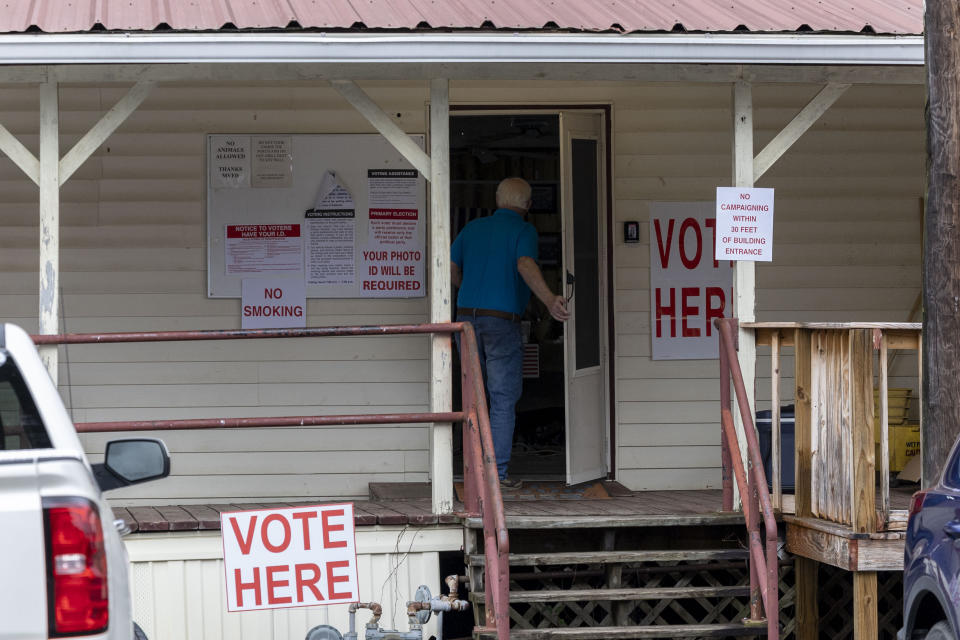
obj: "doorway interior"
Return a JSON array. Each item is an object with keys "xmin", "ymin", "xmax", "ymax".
[{"xmin": 450, "ymin": 114, "xmax": 567, "ymax": 480}]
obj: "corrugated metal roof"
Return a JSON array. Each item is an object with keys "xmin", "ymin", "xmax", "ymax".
[{"xmin": 0, "ymin": 0, "xmax": 923, "ymax": 35}]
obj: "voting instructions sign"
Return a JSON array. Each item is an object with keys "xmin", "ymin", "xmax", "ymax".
[{"xmin": 221, "ymin": 504, "xmax": 359, "ymax": 612}]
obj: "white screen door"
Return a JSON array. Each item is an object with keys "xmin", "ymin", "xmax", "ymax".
[{"xmin": 560, "ymin": 111, "xmax": 609, "ymax": 484}]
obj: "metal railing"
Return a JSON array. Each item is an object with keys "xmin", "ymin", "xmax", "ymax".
[
  {"xmin": 715, "ymin": 318, "xmax": 779, "ymax": 640},
  {"xmin": 32, "ymin": 322, "xmax": 511, "ymax": 640}
]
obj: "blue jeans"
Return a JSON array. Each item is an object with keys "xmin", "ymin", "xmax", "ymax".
[{"xmin": 457, "ymin": 315, "xmax": 524, "ymax": 479}]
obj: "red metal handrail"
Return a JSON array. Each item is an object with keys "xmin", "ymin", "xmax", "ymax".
[
  {"xmin": 31, "ymin": 322, "xmax": 510, "ymax": 640},
  {"xmin": 715, "ymin": 318, "xmax": 779, "ymax": 640}
]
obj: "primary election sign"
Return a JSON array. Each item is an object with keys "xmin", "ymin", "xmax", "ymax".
[
  {"xmin": 221, "ymin": 504, "xmax": 359, "ymax": 612},
  {"xmin": 650, "ymin": 202, "xmax": 732, "ymax": 360},
  {"xmin": 715, "ymin": 187, "xmax": 774, "ymax": 262}
]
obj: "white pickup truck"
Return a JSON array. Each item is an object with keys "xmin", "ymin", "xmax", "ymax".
[{"xmin": 0, "ymin": 323, "xmax": 170, "ymax": 640}]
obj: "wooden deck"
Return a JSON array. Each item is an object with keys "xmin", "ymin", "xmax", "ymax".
[
  {"xmin": 114, "ymin": 489, "xmax": 741, "ymax": 533},
  {"xmin": 114, "ymin": 486, "xmax": 915, "ymax": 540}
]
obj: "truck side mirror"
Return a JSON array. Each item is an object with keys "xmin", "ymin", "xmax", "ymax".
[{"xmin": 94, "ymin": 438, "xmax": 170, "ymax": 492}]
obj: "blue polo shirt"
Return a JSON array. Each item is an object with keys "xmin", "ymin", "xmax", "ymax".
[{"xmin": 451, "ymin": 208, "xmax": 539, "ymax": 315}]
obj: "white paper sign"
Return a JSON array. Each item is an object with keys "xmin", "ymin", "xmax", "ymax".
[
  {"xmin": 650, "ymin": 203, "xmax": 732, "ymax": 360},
  {"xmin": 241, "ymin": 278, "xmax": 306, "ymax": 329},
  {"xmin": 715, "ymin": 187, "xmax": 774, "ymax": 262},
  {"xmin": 225, "ymin": 224, "xmax": 303, "ymax": 275},
  {"xmin": 221, "ymin": 504, "xmax": 359, "ymax": 612},
  {"xmin": 360, "ymin": 169, "xmax": 424, "ymax": 297},
  {"xmin": 306, "ymin": 172, "xmax": 357, "ymax": 287},
  {"xmin": 210, "ymin": 136, "xmax": 251, "ymax": 189},
  {"xmin": 252, "ymin": 136, "xmax": 293, "ymax": 188}
]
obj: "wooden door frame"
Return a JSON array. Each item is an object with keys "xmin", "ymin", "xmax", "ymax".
[{"xmin": 449, "ymin": 104, "xmax": 617, "ymax": 479}]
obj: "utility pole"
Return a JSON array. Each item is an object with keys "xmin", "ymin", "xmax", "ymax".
[{"xmin": 923, "ymin": 1, "xmax": 960, "ymax": 485}]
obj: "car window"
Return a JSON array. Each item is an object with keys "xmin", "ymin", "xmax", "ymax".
[
  {"xmin": 0, "ymin": 350, "xmax": 51, "ymax": 450},
  {"xmin": 943, "ymin": 437, "xmax": 960, "ymax": 489}
]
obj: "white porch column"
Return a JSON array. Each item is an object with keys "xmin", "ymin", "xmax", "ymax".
[
  {"xmin": 38, "ymin": 78, "xmax": 60, "ymax": 380},
  {"xmin": 429, "ymin": 78, "xmax": 453, "ymax": 514},
  {"xmin": 731, "ymin": 80, "xmax": 756, "ymax": 494}
]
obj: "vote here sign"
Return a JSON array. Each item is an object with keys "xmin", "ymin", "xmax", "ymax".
[
  {"xmin": 649, "ymin": 203, "xmax": 732, "ymax": 360},
  {"xmin": 221, "ymin": 504, "xmax": 359, "ymax": 612}
]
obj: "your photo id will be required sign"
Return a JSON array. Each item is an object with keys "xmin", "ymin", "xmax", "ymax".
[
  {"xmin": 221, "ymin": 504, "xmax": 359, "ymax": 612},
  {"xmin": 714, "ymin": 187, "xmax": 774, "ymax": 262}
]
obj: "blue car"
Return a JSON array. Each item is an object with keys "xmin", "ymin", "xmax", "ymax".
[{"xmin": 901, "ymin": 441, "xmax": 960, "ymax": 640}]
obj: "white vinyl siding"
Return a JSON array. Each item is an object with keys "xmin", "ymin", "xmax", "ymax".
[
  {"xmin": 0, "ymin": 79, "xmax": 923, "ymax": 498},
  {"xmin": 0, "ymin": 83, "xmax": 433, "ymax": 505},
  {"xmin": 125, "ymin": 526, "xmax": 462, "ymax": 640}
]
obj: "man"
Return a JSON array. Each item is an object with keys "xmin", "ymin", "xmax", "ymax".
[{"xmin": 451, "ymin": 177, "xmax": 570, "ymax": 489}]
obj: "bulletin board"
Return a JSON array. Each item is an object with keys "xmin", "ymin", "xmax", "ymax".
[{"xmin": 206, "ymin": 134, "xmax": 427, "ymax": 298}]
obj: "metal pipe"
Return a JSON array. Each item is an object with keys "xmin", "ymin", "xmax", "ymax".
[
  {"xmin": 719, "ymin": 325, "xmax": 734, "ymax": 511},
  {"xmin": 716, "ymin": 318, "xmax": 779, "ymax": 639},
  {"xmin": 75, "ymin": 412, "xmax": 464, "ymax": 433},
  {"xmin": 348, "ymin": 602, "xmax": 383, "ymax": 626},
  {"xmin": 30, "ymin": 322, "xmax": 467, "ymax": 345}
]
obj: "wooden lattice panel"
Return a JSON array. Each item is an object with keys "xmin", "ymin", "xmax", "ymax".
[{"xmin": 810, "ymin": 564, "xmax": 903, "ymax": 639}]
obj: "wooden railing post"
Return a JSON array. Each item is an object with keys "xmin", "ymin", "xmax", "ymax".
[{"xmin": 851, "ymin": 329, "xmax": 878, "ymax": 640}]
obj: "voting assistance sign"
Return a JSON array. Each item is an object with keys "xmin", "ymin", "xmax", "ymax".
[{"xmin": 221, "ymin": 504, "xmax": 359, "ymax": 612}]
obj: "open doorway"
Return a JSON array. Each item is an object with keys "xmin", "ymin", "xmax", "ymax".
[{"xmin": 449, "ymin": 114, "xmax": 567, "ymax": 480}]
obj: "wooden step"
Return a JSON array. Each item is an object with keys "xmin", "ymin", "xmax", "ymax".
[
  {"xmin": 463, "ymin": 513, "xmax": 746, "ymax": 529},
  {"xmin": 470, "ymin": 584, "xmax": 751, "ymax": 603},
  {"xmin": 474, "ymin": 622, "xmax": 767, "ymax": 638},
  {"xmin": 468, "ymin": 548, "xmax": 749, "ymax": 567}
]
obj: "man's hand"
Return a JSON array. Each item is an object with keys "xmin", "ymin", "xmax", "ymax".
[{"xmin": 547, "ymin": 295, "xmax": 570, "ymax": 322}]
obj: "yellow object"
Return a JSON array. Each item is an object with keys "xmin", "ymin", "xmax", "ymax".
[
  {"xmin": 888, "ymin": 423, "xmax": 921, "ymax": 473},
  {"xmin": 874, "ymin": 387, "xmax": 911, "ymax": 427}
]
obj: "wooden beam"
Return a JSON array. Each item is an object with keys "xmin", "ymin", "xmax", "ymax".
[
  {"xmin": 731, "ymin": 79, "xmax": 756, "ymax": 506},
  {"xmin": 753, "ymin": 83, "xmax": 850, "ymax": 180},
  {"xmin": 785, "ymin": 520, "xmax": 905, "ymax": 571},
  {"xmin": 0, "ymin": 62, "xmax": 924, "ymax": 85},
  {"xmin": 879, "ymin": 333, "xmax": 890, "ymax": 528},
  {"xmin": 428, "ymin": 78, "xmax": 453, "ymax": 515},
  {"xmin": 923, "ymin": 0, "xmax": 960, "ymax": 486},
  {"xmin": 0, "ymin": 122, "xmax": 39, "ymax": 185},
  {"xmin": 794, "ymin": 329, "xmax": 813, "ymax": 519},
  {"xmin": 38, "ymin": 78, "xmax": 60, "ymax": 379},
  {"xmin": 331, "ymin": 79, "xmax": 431, "ymax": 179},
  {"xmin": 59, "ymin": 80, "xmax": 154, "ymax": 185},
  {"xmin": 771, "ymin": 331, "xmax": 781, "ymax": 510},
  {"xmin": 795, "ymin": 557, "xmax": 819, "ymax": 640},
  {"xmin": 853, "ymin": 572, "xmax": 878, "ymax": 640},
  {"xmin": 851, "ymin": 329, "xmax": 876, "ymax": 535}
]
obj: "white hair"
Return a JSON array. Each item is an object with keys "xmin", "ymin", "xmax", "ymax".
[{"xmin": 496, "ymin": 177, "xmax": 533, "ymax": 212}]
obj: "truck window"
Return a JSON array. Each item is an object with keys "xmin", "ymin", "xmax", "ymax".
[{"xmin": 0, "ymin": 351, "xmax": 51, "ymax": 450}]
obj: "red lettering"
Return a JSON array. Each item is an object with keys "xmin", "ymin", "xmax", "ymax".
[
  {"xmin": 681, "ymin": 287, "xmax": 701, "ymax": 337},
  {"xmin": 266, "ymin": 565, "xmax": 292, "ymax": 605},
  {"xmin": 655, "ymin": 288, "xmax": 676, "ymax": 339},
  {"xmin": 704, "ymin": 218, "xmax": 720, "ymax": 268},
  {"xmin": 322, "ymin": 509, "xmax": 347, "ymax": 549},
  {"xmin": 234, "ymin": 567, "xmax": 262, "ymax": 607},
  {"xmin": 261, "ymin": 513, "xmax": 291, "ymax": 553},
  {"xmin": 679, "ymin": 218, "xmax": 702, "ymax": 270},
  {"xmin": 326, "ymin": 560, "xmax": 353, "ymax": 600},
  {"xmin": 292, "ymin": 511, "xmax": 317, "ymax": 550},
  {"xmin": 705, "ymin": 287, "xmax": 726, "ymax": 337},
  {"xmin": 295, "ymin": 563, "xmax": 325, "ymax": 602},
  {"xmin": 653, "ymin": 219, "xmax": 674, "ymax": 268},
  {"xmin": 230, "ymin": 516, "xmax": 257, "ymax": 555}
]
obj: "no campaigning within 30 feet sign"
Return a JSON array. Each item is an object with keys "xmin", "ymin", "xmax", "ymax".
[{"xmin": 715, "ymin": 187, "xmax": 774, "ymax": 262}]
